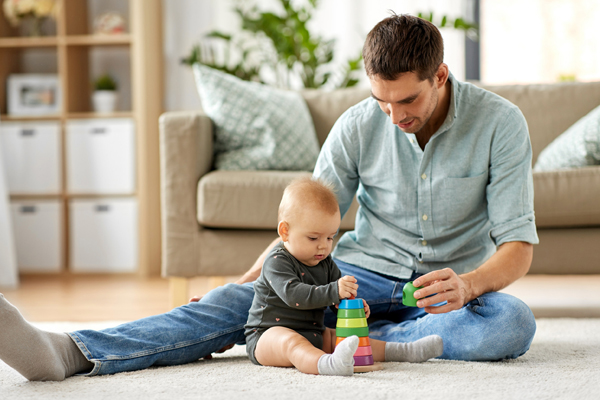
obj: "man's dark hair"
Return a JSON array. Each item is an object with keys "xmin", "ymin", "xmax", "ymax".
[{"xmin": 363, "ymin": 13, "xmax": 444, "ymax": 82}]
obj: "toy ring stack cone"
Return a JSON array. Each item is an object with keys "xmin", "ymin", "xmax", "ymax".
[{"xmin": 336, "ymin": 298, "xmax": 383, "ymax": 373}]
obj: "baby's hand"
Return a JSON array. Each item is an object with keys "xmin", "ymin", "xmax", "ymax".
[
  {"xmin": 362, "ymin": 299, "xmax": 371, "ymax": 318},
  {"xmin": 338, "ymin": 275, "xmax": 358, "ymax": 299}
]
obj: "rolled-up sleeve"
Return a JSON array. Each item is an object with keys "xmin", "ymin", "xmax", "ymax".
[{"xmin": 486, "ymin": 106, "xmax": 539, "ymax": 246}]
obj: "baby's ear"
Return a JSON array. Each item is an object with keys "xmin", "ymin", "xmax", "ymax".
[{"xmin": 278, "ymin": 221, "xmax": 289, "ymax": 241}]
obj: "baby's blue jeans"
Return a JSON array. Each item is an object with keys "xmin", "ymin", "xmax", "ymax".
[{"xmin": 68, "ymin": 259, "xmax": 536, "ymax": 376}]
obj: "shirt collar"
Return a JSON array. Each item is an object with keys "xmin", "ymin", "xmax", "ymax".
[{"xmin": 436, "ymin": 71, "xmax": 459, "ymax": 134}]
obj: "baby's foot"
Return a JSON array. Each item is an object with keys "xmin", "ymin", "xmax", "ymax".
[{"xmin": 317, "ymin": 335, "xmax": 359, "ymax": 376}]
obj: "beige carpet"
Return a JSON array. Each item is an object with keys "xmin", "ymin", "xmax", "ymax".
[{"xmin": 1, "ymin": 319, "xmax": 599, "ymax": 400}]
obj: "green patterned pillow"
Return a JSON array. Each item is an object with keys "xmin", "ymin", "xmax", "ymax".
[
  {"xmin": 534, "ymin": 104, "xmax": 600, "ymax": 171},
  {"xmin": 193, "ymin": 64, "xmax": 320, "ymax": 171}
]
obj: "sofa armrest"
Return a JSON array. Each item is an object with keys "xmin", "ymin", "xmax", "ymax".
[{"xmin": 159, "ymin": 110, "xmax": 213, "ymax": 277}]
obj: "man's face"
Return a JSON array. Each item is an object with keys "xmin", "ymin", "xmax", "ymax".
[{"xmin": 369, "ymin": 72, "xmax": 439, "ymax": 134}]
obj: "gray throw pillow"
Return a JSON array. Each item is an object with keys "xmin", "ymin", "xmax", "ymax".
[
  {"xmin": 534, "ymin": 104, "xmax": 600, "ymax": 171},
  {"xmin": 193, "ymin": 64, "xmax": 320, "ymax": 171}
]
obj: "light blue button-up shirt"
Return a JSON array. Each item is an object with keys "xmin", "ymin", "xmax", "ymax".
[{"xmin": 313, "ymin": 74, "xmax": 539, "ymax": 279}]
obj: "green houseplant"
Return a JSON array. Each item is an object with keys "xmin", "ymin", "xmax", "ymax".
[
  {"xmin": 182, "ymin": 3, "xmax": 478, "ymax": 90},
  {"xmin": 182, "ymin": 0, "xmax": 362, "ymax": 90},
  {"xmin": 92, "ymin": 73, "xmax": 118, "ymax": 113}
]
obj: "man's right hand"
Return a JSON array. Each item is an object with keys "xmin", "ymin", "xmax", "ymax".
[
  {"xmin": 189, "ymin": 295, "xmax": 202, "ymax": 303},
  {"xmin": 202, "ymin": 344, "xmax": 235, "ymax": 359}
]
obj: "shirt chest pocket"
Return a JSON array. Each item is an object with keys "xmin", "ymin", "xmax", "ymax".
[{"xmin": 437, "ymin": 171, "xmax": 489, "ymax": 224}]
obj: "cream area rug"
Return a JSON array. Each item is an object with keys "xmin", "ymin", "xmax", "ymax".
[{"xmin": 1, "ymin": 319, "xmax": 599, "ymax": 400}]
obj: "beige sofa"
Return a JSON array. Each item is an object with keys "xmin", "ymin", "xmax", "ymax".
[{"xmin": 159, "ymin": 81, "xmax": 600, "ymax": 308}]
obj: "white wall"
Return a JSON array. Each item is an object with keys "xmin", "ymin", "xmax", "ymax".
[
  {"xmin": 481, "ymin": 0, "xmax": 600, "ymax": 84},
  {"xmin": 161, "ymin": 0, "xmax": 470, "ymax": 111}
]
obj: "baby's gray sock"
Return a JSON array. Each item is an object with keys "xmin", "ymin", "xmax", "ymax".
[
  {"xmin": 317, "ymin": 335, "xmax": 358, "ymax": 376},
  {"xmin": 385, "ymin": 335, "xmax": 444, "ymax": 363},
  {"xmin": 0, "ymin": 294, "xmax": 93, "ymax": 381}
]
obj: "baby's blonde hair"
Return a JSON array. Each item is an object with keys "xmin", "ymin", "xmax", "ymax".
[{"xmin": 278, "ymin": 177, "xmax": 339, "ymax": 223}]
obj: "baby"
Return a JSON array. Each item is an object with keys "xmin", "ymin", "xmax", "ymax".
[{"xmin": 244, "ymin": 177, "xmax": 443, "ymax": 376}]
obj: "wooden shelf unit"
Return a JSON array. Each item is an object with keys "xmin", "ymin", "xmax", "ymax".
[
  {"xmin": 0, "ymin": 37, "xmax": 58, "ymax": 47},
  {"xmin": 65, "ymin": 34, "xmax": 132, "ymax": 46},
  {"xmin": 0, "ymin": 0, "xmax": 163, "ymax": 276}
]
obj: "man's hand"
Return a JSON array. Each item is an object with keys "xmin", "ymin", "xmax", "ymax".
[
  {"xmin": 202, "ymin": 344, "xmax": 235, "ymax": 360},
  {"xmin": 338, "ymin": 275, "xmax": 358, "ymax": 299},
  {"xmin": 412, "ymin": 268, "xmax": 473, "ymax": 314},
  {"xmin": 362, "ymin": 299, "xmax": 371, "ymax": 318},
  {"xmin": 189, "ymin": 295, "xmax": 202, "ymax": 303}
]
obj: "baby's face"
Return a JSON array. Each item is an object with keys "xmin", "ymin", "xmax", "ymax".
[{"xmin": 283, "ymin": 207, "xmax": 340, "ymax": 266}]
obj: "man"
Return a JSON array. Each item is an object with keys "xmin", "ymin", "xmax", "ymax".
[
  {"xmin": 238, "ymin": 13, "xmax": 537, "ymax": 359},
  {"xmin": 0, "ymin": 14, "xmax": 537, "ymax": 381}
]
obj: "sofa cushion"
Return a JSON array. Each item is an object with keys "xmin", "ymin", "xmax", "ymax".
[
  {"xmin": 533, "ymin": 166, "xmax": 600, "ymax": 227},
  {"xmin": 533, "ymin": 104, "xmax": 600, "ymax": 171},
  {"xmin": 192, "ymin": 64, "xmax": 320, "ymax": 171},
  {"xmin": 197, "ymin": 170, "xmax": 358, "ymax": 230},
  {"xmin": 198, "ymin": 167, "xmax": 600, "ymax": 230}
]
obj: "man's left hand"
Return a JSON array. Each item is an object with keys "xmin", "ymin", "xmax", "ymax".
[{"xmin": 412, "ymin": 268, "xmax": 473, "ymax": 314}]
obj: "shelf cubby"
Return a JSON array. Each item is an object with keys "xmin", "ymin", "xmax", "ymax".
[{"xmin": 0, "ymin": 0, "xmax": 163, "ymax": 276}]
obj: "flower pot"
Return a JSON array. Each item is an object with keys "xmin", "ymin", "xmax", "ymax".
[{"xmin": 92, "ymin": 90, "xmax": 118, "ymax": 113}]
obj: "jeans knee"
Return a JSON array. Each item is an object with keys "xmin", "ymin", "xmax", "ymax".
[
  {"xmin": 199, "ymin": 282, "xmax": 254, "ymax": 310},
  {"xmin": 490, "ymin": 293, "xmax": 536, "ymax": 359},
  {"xmin": 511, "ymin": 298, "xmax": 536, "ymax": 356}
]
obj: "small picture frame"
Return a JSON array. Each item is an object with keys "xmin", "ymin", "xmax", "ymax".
[{"xmin": 7, "ymin": 74, "xmax": 62, "ymax": 116}]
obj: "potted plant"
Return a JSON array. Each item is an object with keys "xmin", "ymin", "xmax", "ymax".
[
  {"xmin": 2, "ymin": 0, "xmax": 57, "ymax": 36},
  {"xmin": 92, "ymin": 73, "xmax": 118, "ymax": 113}
]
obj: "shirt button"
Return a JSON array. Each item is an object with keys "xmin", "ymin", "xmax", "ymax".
[
  {"xmin": 422, "ymin": 240, "xmax": 427, "ymax": 246},
  {"xmin": 422, "ymin": 214, "xmax": 428, "ymax": 221},
  {"xmin": 409, "ymin": 138, "xmax": 414, "ymax": 144},
  {"xmin": 421, "ymin": 173, "xmax": 427, "ymax": 180}
]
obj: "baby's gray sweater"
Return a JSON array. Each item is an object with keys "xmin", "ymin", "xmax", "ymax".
[{"xmin": 245, "ymin": 242, "xmax": 342, "ymax": 336}]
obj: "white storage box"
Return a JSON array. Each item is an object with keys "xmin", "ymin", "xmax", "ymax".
[
  {"xmin": 66, "ymin": 119, "xmax": 135, "ymax": 194},
  {"xmin": 10, "ymin": 200, "xmax": 63, "ymax": 272},
  {"xmin": 0, "ymin": 122, "xmax": 62, "ymax": 194},
  {"xmin": 70, "ymin": 198, "xmax": 138, "ymax": 272}
]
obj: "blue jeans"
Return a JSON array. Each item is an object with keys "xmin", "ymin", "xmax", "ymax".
[{"xmin": 68, "ymin": 259, "xmax": 536, "ymax": 376}]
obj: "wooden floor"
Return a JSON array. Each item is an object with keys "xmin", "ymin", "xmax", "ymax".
[
  {"xmin": 2, "ymin": 274, "xmax": 599, "ymax": 322},
  {"xmin": 1, "ymin": 274, "xmax": 240, "ymax": 322}
]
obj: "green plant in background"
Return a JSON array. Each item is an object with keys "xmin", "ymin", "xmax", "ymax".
[
  {"xmin": 237, "ymin": 0, "xmax": 362, "ymax": 89},
  {"xmin": 93, "ymin": 73, "xmax": 118, "ymax": 91},
  {"xmin": 417, "ymin": 12, "xmax": 479, "ymax": 40},
  {"xmin": 181, "ymin": 32, "xmax": 262, "ymax": 82},
  {"xmin": 182, "ymin": 0, "xmax": 361, "ymax": 90},
  {"xmin": 558, "ymin": 74, "xmax": 577, "ymax": 82},
  {"xmin": 182, "ymin": 2, "xmax": 479, "ymax": 90}
]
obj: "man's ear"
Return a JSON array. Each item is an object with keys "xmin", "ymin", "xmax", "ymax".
[
  {"xmin": 278, "ymin": 221, "xmax": 289, "ymax": 241},
  {"xmin": 435, "ymin": 63, "xmax": 449, "ymax": 89}
]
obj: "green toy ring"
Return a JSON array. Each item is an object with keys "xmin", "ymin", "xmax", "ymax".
[{"xmin": 402, "ymin": 281, "xmax": 422, "ymax": 307}]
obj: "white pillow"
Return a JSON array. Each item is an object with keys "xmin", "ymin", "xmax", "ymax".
[
  {"xmin": 534, "ymin": 104, "xmax": 600, "ymax": 171},
  {"xmin": 193, "ymin": 64, "xmax": 320, "ymax": 171}
]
